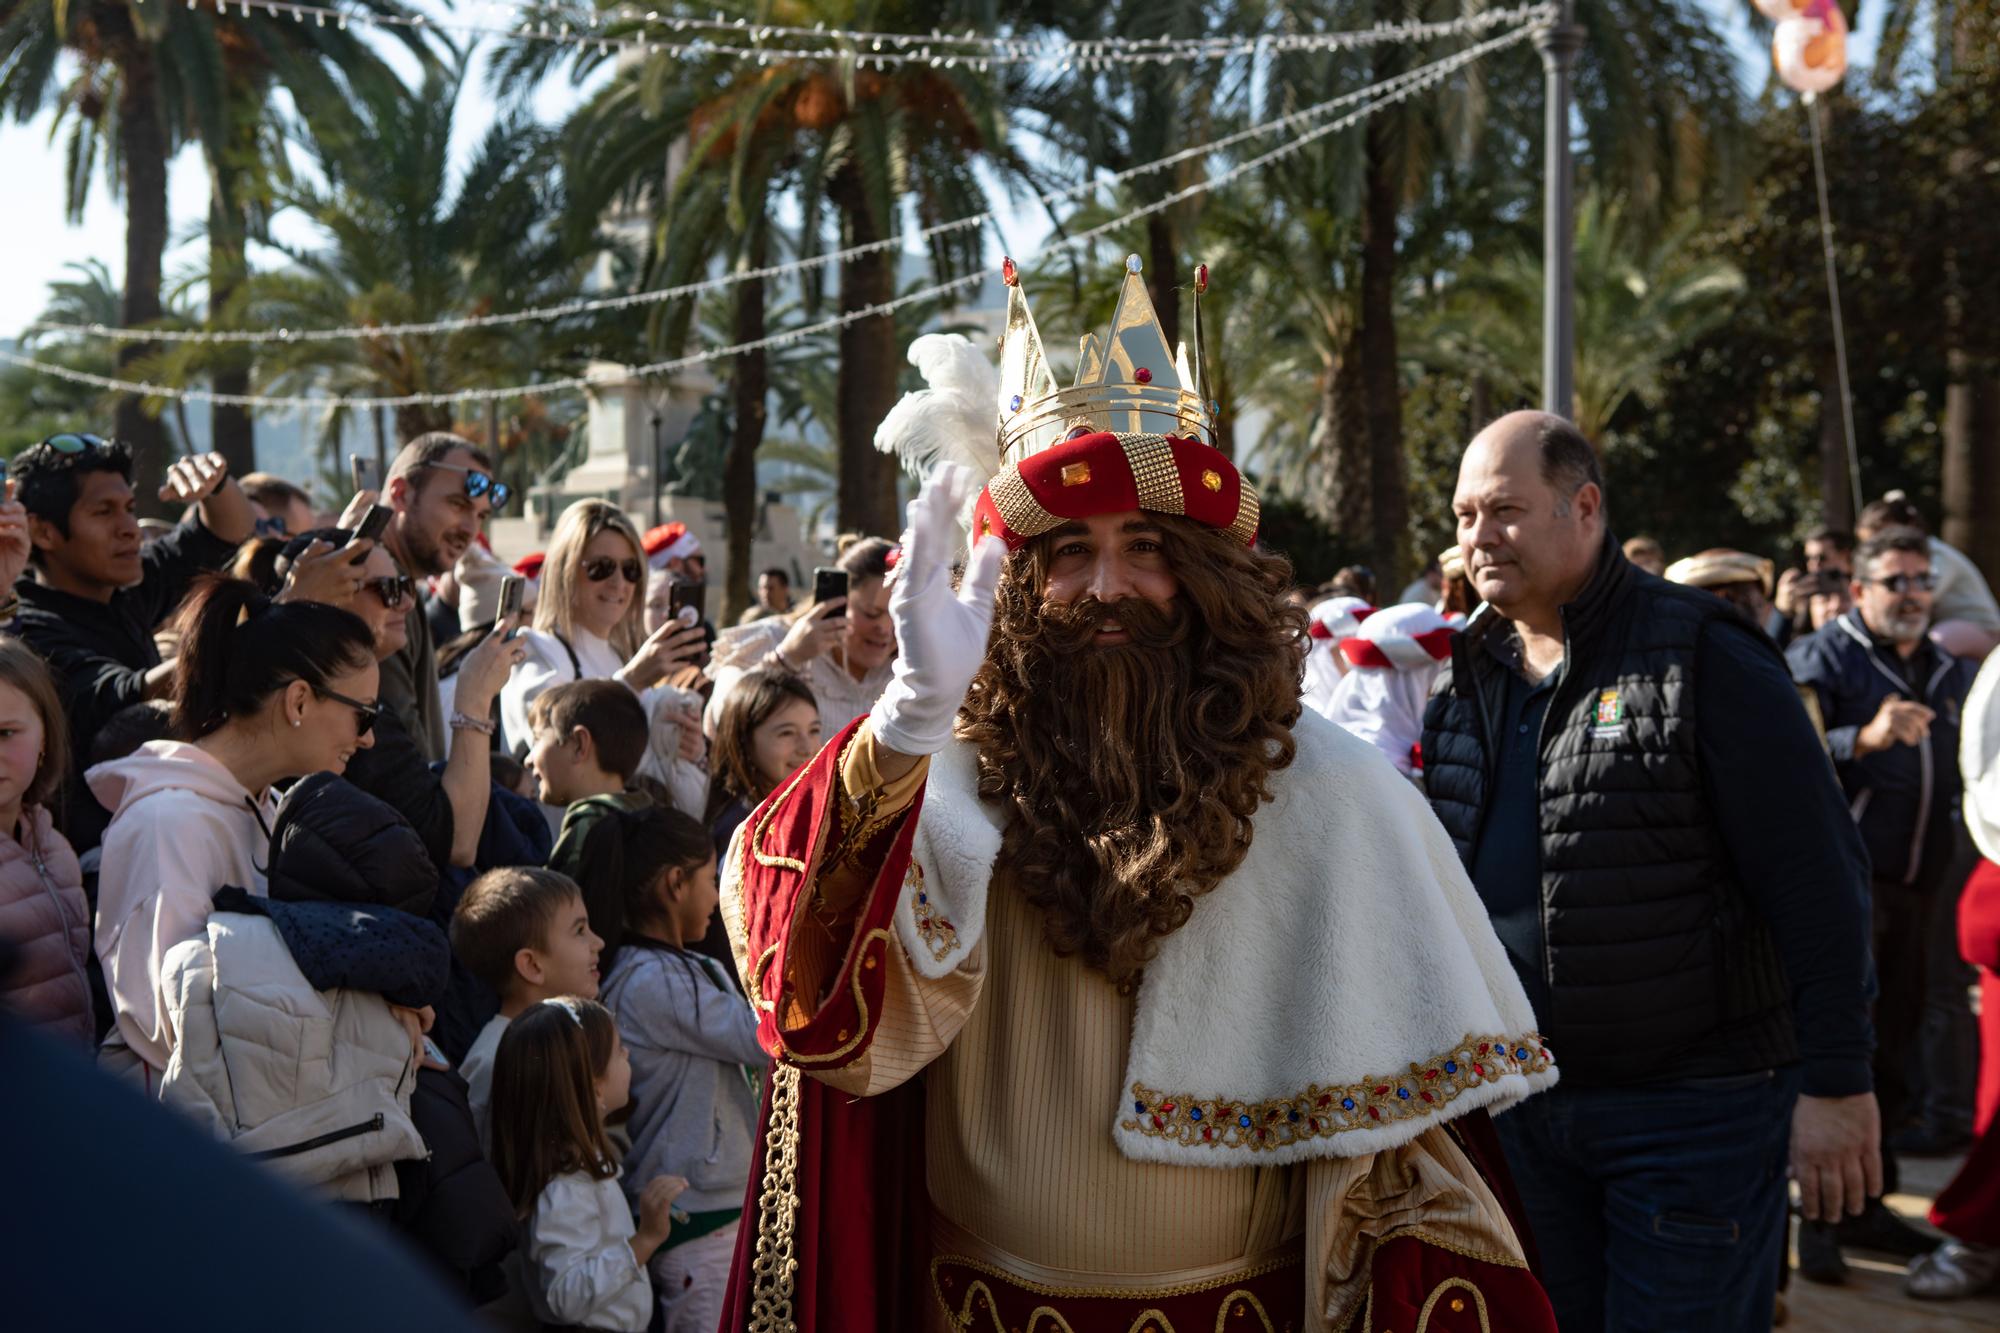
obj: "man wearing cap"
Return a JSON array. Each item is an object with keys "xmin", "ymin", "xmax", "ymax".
[
  {"xmin": 1423, "ymin": 412, "xmax": 1878, "ymax": 1332},
  {"xmin": 716, "ymin": 263, "xmax": 1559, "ymax": 1331}
]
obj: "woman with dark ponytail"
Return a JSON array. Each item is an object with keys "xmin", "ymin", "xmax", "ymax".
[{"xmin": 88, "ymin": 575, "xmax": 379, "ymax": 1077}]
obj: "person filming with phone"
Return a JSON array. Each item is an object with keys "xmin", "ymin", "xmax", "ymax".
[
  {"xmin": 10, "ymin": 436, "xmax": 255, "ymax": 853},
  {"xmin": 499, "ymin": 501, "xmax": 709, "ymax": 817},
  {"xmin": 706, "ymin": 535, "xmax": 899, "ymax": 742}
]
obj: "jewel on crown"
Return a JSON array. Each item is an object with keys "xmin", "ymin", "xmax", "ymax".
[{"xmin": 996, "ymin": 254, "xmax": 1214, "ymax": 466}]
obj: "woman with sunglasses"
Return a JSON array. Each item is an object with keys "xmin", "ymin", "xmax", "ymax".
[
  {"xmin": 500, "ymin": 500, "xmax": 710, "ymax": 816},
  {"xmin": 278, "ymin": 530, "xmax": 529, "ymax": 873},
  {"xmin": 86, "ymin": 575, "xmax": 380, "ymax": 1079}
]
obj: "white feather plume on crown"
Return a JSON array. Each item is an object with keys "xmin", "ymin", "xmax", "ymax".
[{"xmin": 873, "ymin": 334, "xmax": 1002, "ymax": 495}]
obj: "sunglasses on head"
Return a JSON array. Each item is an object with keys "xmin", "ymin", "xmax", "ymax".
[
  {"xmin": 313, "ymin": 685, "xmax": 379, "ymax": 738},
  {"xmin": 363, "ymin": 575, "xmax": 415, "ymax": 609},
  {"xmin": 425, "ymin": 462, "xmax": 511, "ymax": 510},
  {"xmin": 583, "ymin": 556, "xmax": 644, "ymax": 584},
  {"xmin": 1867, "ymin": 572, "xmax": 1937, "ymax": 594},
  {"xmin": 37, "ymin": 433, "xmax": 109, "ymax": 457}
]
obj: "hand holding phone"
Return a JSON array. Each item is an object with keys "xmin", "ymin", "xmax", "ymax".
[
  {"xmin": 813, "ymin": 566, "xmax": 849, "ymax": 611},
  {"xmin": 668, "ymin": 581, "xmax": 707, "ymax": 629},
  {"xmin": 498, "ymin": 574, "xmax": 525, "ymax": 637}
]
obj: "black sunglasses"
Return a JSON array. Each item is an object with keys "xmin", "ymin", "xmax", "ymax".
[
  {"xmin": 362, "ymin": 575, "xmax": 415, "ymax": 609},
  {"xmin": 583, "ymin": 556, "xmax": 644, "ymax": 584},
  {"xmin": 314, "ymin": 685, "xmax": 380, "ymax": 737},
  {"xmin": 37, "ymin": 433, "xmax": 109, "ymax": 457},
  {"xmin": 425, "ymin": 462, "xmax": 511, "ymax": 510},
  {"xmin": 1866, "ymin": 573, "xmax": 1937, "ymax": 594}
]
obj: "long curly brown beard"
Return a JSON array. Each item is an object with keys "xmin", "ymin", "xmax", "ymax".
[{"xmin": 955, "ymin": 516, "xmax": 1308, "ymax": 986}]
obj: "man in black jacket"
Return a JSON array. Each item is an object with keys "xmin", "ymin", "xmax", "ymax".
[
  {"xmin": 1786, "ymin": 526, "xmax": 1978, "ymax": 1277},
  {"xmin": 11, "ymin": 437, "xmax": 253, "ymax": 851},
  {"xmin": 1422, "ymin": 411, "xmax": 1879, "ymax": 1333}
]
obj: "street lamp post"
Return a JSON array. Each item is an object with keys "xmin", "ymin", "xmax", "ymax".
[{"xmin": 1536, "ymin": 0, "xmax": 1585, "ymax": 421}]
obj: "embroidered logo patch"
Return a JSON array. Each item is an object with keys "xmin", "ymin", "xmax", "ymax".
[{"xmin": 1592, "ymin": 688, "xmax": 1627, "ymax": 738}]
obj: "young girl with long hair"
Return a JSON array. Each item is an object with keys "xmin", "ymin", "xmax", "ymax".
[
  {"xmin": 0, "ymin": 636, "xmax": 90, "ymax": 1044},
  {"xmin": 701, "ymin": 668, "xmax": 821, "ymax": 857},
  {"xmin": 599, "ymin": 806, "xmax": 762, "ymax": 1332},
  {"xmin": 491, "ymin": 997, "xmax": 688, "ymax": 1332},
  {"xmin": 90, "ymin": 575, "xmax": 378, "ymax": 1076}
]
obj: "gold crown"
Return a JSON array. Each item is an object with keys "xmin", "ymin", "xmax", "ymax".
[{"xmin": 997, "ymin": 254, "xmax": 1214, "ymax": 465}]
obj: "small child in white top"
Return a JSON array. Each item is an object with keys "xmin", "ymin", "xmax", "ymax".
[
  {"xmin": 449, "ymin": 866, "xmax": 604, "ymax": 1145},
  {"xmin": 493, "ymin": 997, "xmax": 687, "ymax": 1332}
]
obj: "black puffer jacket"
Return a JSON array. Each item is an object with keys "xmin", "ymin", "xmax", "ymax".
[
  {"xmin": 215, "ymin": 773, "xmax": 448, "ymax": 1008},
  {"xmin": 1423, "ymin": 540, "xmax": 1797, "ymax": 1084},
  {"xmin": 393, "ymin": 1066, "xmax": 518, "ymax": 1304}
]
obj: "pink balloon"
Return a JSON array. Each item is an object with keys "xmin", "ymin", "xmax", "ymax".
[{"xmin": 1773, "ymin": 6, "xmax": 1849, "ymax": 94}]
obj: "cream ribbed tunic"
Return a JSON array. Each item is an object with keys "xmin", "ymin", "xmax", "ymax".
[{"xmin": 732, "ymin": 729, "xmax": 1532, "ymax": 1331}]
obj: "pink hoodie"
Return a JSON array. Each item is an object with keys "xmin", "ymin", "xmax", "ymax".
[{"xmin": 88, "ymin": 741, "xmax": 276, "ymax": 1073}]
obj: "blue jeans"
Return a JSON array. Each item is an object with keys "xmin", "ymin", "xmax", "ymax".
[{"xmin": 1493, "ymin": 1067, "xmax": 1802, "ymax": 1333}]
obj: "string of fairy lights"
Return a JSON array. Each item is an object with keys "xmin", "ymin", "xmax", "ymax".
[{"xmin": 6, "ymin": 8, "xmax": 1550, "ymax": 411}]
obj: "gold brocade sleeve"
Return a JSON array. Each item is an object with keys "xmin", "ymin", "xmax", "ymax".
[{"xmin": 1306, "ymin": 1126, "xmax": 1531, "ymax": 1331}]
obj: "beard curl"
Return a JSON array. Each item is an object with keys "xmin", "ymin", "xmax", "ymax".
[{"xmin": 955, "ymin": 516, "xmax": 1307, "ymax": 987}]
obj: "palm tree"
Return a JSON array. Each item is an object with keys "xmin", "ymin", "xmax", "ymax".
[
  {"xmin": 149, "ymin": 63, "xmax": 601, "ymax": 452},
  {"xmin": 1411, "ymin": 188, "xmax": 1744, "ymax": 446},
  {"xmin": 507, "ymin": 0, "xmax": 1028, "ymax": 538},
  {"xmin": 0, "ymin": 0, "xmax": 429, "ymax": 490}
]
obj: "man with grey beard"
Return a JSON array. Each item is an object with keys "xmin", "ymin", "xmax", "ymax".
[{"xmin": 1788, "ymin": 525, "xmax": 1979, "ymax": 1280}]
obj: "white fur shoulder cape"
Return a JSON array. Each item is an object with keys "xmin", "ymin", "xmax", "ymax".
[{"xmin": 894, "ymin": 708, "xmax": 1557, "ymax": 1165}]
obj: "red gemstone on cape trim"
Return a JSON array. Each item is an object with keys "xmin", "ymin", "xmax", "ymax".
[
  {"xmin": 1316, "ymin": 1095, "xmax": 1332, "ymax": 1108},
  {"xmin": 1421, "ymin": 1091, "xmax": 1435, "ymax": 1103},
  {"xmin": 1161, "ymin": 1102, "xmax": 1176, "ymax": 1113},
  {"xmin": 1373, "ymin": 1086, "xmax": 1390, "ymax": 1097},
  {"xmin": 1135, "ymin": 367, "xmax": 1152, "ymax": 384},
  {"xmin": 1152, "ymin": 1115, "xmax": 1164, "ymax": 1129},
  {"xmin": 1473, "ymin": 1064, "xmax": 1484, "ymax": 1076},
  {"xmin": 1202, "ymin": 1127, "xmax": 1213, "ymax": 1141},
  {"xmin": 1367, "ymin": 1107, "xmax": 1381, "ymax": 1121}
]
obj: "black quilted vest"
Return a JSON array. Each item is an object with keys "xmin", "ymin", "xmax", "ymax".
[{"xmin": 1421, "ymin": 541, "xmax": 1796, "ymax": 1085}]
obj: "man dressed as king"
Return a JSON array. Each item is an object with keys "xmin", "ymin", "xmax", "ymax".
[{"xmin": 717, "ymin": 257, "xmax": 1559, "ymax": 1333}]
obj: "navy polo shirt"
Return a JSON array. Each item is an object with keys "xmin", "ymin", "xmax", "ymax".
[{"xmin": 1469, "ymin": 631, "xmax": 1557, "ymax": 1022}]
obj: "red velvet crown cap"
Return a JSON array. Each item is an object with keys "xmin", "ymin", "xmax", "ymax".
[{"xmin": 971, "ymin": 431, "xmax": 1259, "ymax": 552}]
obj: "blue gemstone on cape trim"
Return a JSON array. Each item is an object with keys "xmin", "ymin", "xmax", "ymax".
[
  {"xmin": 1444, "ymin": 1061, "xmax": 1457, "ymax": 1074},
  {"xmin": 1237, "ymin": 1115, "xmax": 1252, "ymax": 1128},
  {"xmin": 1134, "ymin": 1101, "xmax": 1145, "ymax": 1114},
  {"xmin": 1341, "ymin": 1098, "xmax": 1355, "ymax": 1110},
  {"xmin": 1189, "ymin": 1107, "xmax": 1203, "ymax": 1121}
]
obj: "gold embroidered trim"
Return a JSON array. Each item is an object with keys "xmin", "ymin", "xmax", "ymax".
[
  {"xmin": 906, "ymin": 860, "xmax": 959, "ymax": 963},
  {"xmin": 929, "ymin": 1249, "xmax": 1299, "ymax": 1304},
  {"xmin": 938, "ymin": 1284, "xmax": 1279, "ymax": 1333},
  {"xmin": 1122, "ymin": 433, "xmax": 1185, "ymax": 516},
  {"xmin": 1125, "ymin": 1033, "xmax": 1551, "ymax": 1151},
  {"xmin": 1415, "ymin": 1277, "xmax": 1490, "ymax": 1333},
  {"xmin": 1387, "ymin": 1227, "xmax": 1527, "ymax": 1272},
  {"xmin": 776, "ymin": 927, "xmax": 893, "ymax": 1066},
  {"xmin": 989, "ymin": 464, "xmax": 1062, "ymax": 539},
  {"xmin": 750, "ymin": 754, "xmax": 818, "ymax": 873},
  {"xmin": 1229, "ymin": 480, "xmax": 1260, "ymax": 545},
  {"xmin": 749, "ymin": 943, "xmax": 778, "ymax": 1014},
  {"xmin": 746, "ymin": 1061, "xmax": 801, "ymax": 1333}
]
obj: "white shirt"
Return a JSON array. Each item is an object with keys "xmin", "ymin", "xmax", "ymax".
[
  {"xmin": 705, "ymin": 618, "xmax": 895, "ymax": 743},
  {"xmin": 499, "ymin": 626, "xmax": 709, "ymax": 818},
  {"xmin": 460, "ymin": 1013, "xmax": 509, "ymax": 1149},
  {"xmin": 521, "ymin": 1170, "xmax": 654, "ymax": 1332}
]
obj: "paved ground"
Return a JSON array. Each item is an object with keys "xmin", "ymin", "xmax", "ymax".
[{"xmin": 1784, "ymin": 1153, "xmax": 2000, "ymax": 1330}]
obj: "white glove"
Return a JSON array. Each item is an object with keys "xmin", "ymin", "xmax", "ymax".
[{"xmin": 867, "ymin": 465, "xmax": 1007, "ymax": 757}]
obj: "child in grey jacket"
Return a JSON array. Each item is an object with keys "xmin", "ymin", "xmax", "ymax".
[{"xmin": 598, "ymin": 806, "xmax": 764, "ymax": 1333}]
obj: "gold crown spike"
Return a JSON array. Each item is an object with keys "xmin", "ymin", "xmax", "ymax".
[
  {"xmin": 995, "ymin": 253, "xmax": 1213, "ymax": 465},
  {"xmin": 997, "ymin": 257, "xmax": 1057, "ymax": 430}
]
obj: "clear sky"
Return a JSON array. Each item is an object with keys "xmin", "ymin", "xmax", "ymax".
[{"xmin": 0, "ymin": 0, "xmax": 1867, "ymax": 336}]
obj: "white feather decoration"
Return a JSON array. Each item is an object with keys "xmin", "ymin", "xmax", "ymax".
[{"xmin": 873, "ymin": 334, "xmax": 1002, "ymax": 487}]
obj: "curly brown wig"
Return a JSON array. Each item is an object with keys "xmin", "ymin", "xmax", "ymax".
[{"xmin": 956, "ymin": 515, "xmax": 1307, "ymax": 986}]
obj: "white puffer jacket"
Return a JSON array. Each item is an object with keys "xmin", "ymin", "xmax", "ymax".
[{"xmin": 157, "ymin": 912, "xmax": 426, "ymax": 1203}]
